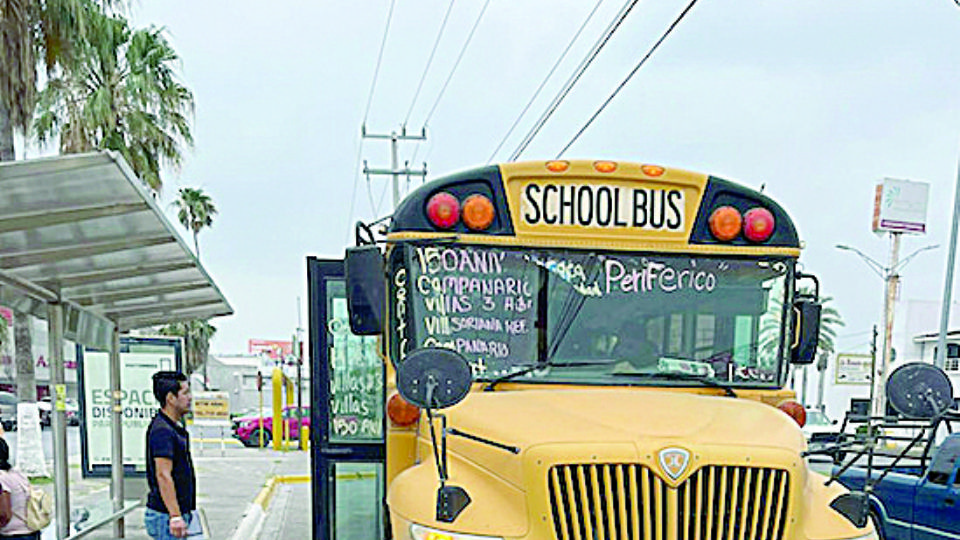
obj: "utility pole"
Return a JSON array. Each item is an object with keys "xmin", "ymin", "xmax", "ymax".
[
  {"xmin": 362, "ymin": 125, "xmax": 427, "ymax": 210},
  {"xmin": 878, "ymin": 232, "xmax": 901, "ymax": 418}
]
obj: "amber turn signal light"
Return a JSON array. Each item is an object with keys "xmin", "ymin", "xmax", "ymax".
[
  {"xmin": 777, "ymin": 400, "xmax": 806, "ymax": 428},
  {"xmin": 708, "ymin": 206, "xmax": 742, "ymax": 241},
  {"xmin": 387, "ymin": 393, "xmax": 420, "ymax": 427}
]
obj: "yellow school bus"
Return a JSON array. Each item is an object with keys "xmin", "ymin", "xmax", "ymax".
[{"xmin": 317, "ymin": 160, "xmax": 873, "ymax": 540}]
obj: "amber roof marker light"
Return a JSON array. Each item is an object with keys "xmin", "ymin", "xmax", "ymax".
[
  {"xmin": 641, "ymin": 164, "xmax": 665, "ymax": 177},
  {"xmin": 593, "ymin": 161, "xmax": 618, "ymax": 173},
  {"xmin": 545, "ymin": 161, "xmax": 570, "ymax": 173}
]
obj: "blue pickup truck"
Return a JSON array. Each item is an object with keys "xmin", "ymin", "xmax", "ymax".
[{"xmin": 836, "ymin": 432, "xmax": 960, "ymax": 540}]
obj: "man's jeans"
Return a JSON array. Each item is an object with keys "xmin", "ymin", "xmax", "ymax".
[{"xmin": 144, "ymin": 508, "xmax": 193, "ymax": 540}]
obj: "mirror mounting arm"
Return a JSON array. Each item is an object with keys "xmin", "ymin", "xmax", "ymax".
[{"xmin": 795, "ymin": 271, "xmax": 820, "ymax": 299}]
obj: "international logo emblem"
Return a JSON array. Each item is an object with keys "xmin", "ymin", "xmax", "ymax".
[{"xmin": 658, "ymin": 447, "xmax": 690, "ymax": 481}]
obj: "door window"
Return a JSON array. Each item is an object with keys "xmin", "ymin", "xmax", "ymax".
[
  {"xmin": 327, "ymin": 281, "xmax": 383, "ymax": 444},
  {"xmin": 928, "ymin": 437, "xmax": 960, "ymax": 485}
]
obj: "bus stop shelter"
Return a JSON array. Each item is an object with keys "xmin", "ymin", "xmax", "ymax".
[{"xmin": 0, "ymin": 151, "xmax": 233, "ymax": 538}]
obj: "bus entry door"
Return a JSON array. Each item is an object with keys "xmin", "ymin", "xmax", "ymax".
[{"xmin": 308, "ymin": 257, "xmax": 386, "ymax": 540}]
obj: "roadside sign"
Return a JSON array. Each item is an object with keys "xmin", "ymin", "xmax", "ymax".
[
  {"xmin": 192, "ymin": 391, "xmax": 230, "ymax": 426},
  {"xmin": 835, "ymin": 353, "xmax": 873, "ymax": 385},
  {"xmin": 872, "ymin": 178, "xmax": 929, "ymax": 235}
]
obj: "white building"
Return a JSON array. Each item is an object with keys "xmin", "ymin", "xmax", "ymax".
[{"xmin": 206, "ymin": 353, "xmax": 309, "ymax": 414}]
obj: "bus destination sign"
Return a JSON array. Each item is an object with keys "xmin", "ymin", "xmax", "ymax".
[{"xmin": 521, "ymin": 183, "xmax": 685, "ymax": 231}]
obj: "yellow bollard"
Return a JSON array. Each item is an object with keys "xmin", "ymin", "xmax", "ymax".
[
  {"xmin": 272, "ymin": 368, "xmax": 282, "ymax": 451},
  {"xmin": 300, "ymin": 425, "xmax": 309, "ymax": 451}
]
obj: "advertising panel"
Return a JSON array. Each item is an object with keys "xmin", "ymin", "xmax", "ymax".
[
  {"xmin": 248, "ymin": 339, "xmax": 292, "ymax": 361},
  {"xmin": 79, "ymin": 337, "xmax": 180, "ymax": 477},
  {"xmin": 872, "ymin": 178, "xmax": 930, "ymax": 234}
]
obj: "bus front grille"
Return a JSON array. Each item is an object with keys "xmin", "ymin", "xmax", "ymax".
[{"xmin": 547, "ymin": 464, "xmax": 790, "ymax": 540}]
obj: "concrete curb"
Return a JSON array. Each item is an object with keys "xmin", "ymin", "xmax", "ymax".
[{"xmin": 229, "ymin": 475, "xmax": 310, "ymax": 540}]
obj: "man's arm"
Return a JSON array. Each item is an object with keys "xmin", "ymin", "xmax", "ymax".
[{"xmin": 155, "ymin": 457, "xmax": 187, "ymax": 538}]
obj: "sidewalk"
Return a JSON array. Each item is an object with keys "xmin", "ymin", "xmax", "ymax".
[
  {"xmin": 39, "ymin": 435, "xmax": 311, "ymax": 540},
  {"xmin": 258, "ymin": 478, "xmax": 311, "ymax": 539}
]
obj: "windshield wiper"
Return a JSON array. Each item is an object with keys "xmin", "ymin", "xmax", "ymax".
[
  {"xmin": 611, "ymin": 371, "xmax": 738, "ymax": 398},
  {"xmin": 484, "ymin": 361, "xmax": 604, "ymax": 391}
]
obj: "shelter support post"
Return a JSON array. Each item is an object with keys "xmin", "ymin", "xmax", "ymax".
[
  {"xmin": 48, "ymin": 302, "xmax": 70, "ymax": 539},
  {"xmin": 110, "ymin": 326, "xmax": 125, "ymax": 537}
]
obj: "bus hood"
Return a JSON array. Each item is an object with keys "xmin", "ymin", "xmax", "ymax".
[{"xmin": 438, "ymin": 387, "xmax": 805, "ymax": 488}]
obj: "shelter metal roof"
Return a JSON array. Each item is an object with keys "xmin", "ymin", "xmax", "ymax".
[{"xmin": 0, "ymin": 152, "xmax": 233, "ymax": 349}]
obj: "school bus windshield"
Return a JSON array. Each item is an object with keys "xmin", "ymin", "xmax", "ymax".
[{"xmin": 394, "ymin": 243, "xmax": 791, "ymax": 388}]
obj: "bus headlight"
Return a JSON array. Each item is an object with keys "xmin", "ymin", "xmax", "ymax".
[{"xmin": 409, "ymin": 523, "xmax": 504, "ymax": 540}]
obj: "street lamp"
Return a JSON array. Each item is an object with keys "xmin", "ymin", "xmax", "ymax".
[{"xmin": 835, "ymin": 241, "xmax": 938, "ymax": 417}]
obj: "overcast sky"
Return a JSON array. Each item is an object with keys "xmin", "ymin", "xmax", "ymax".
[{"xmin": 121, "ymin": 0, "xmax": 960, "ymax": 357}]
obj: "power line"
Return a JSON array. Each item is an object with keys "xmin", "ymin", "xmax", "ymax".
[
  {"xmin": 363, "ymin": 0, "xmax": 398, "ymax": 125},
  {"xmin": 509, "ymin": 0, "xmax": 641, "ymax": 162},
  {"xmin": 487, "ymin": 0, "xmax": 606, "ymax": 164},
  {"xmin": 557, "ymin": 0, "xmax": 700, "ymax": 158},
  {"xmin": 421, "ymin": 0, "xmax": 493, "ymax": 127},
  {"xmin": 404, "ymin": 0, "xmax": 457, "ymax": 127},
  {"xmin": 348, "ymin": 0, "xmax": 398, "ymax": 241}
]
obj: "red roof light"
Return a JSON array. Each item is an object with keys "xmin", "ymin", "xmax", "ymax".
[
  {"xmin": 426, "ymin": 192, "xmax": 460, "ymax": 229},
  {"xmin": 744, "ymin": 207, "xmax": 775, "ymax": 242}
]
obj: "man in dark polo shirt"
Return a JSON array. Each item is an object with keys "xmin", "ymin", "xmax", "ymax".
[{"xmin": 144, "ymin": 371, "xmax": 196, "ymax": 539}]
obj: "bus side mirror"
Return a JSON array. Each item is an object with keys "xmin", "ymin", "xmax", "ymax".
[
  {"xmin": 345, "ymin": 246, "xmax": 385, "ymax": 335},
  {"xmin": 791, "ymin": 298, "xmax": 820, "ymax": 364}
]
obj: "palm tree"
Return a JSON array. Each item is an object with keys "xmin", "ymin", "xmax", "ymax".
[
  {"xmin": 33, "ymin": 7, "xmax": 194, "ymax": 193},
  {"xmin": 158, "ymin": 320, "xmax": 217, "ymax": 383},
  {"xmin": 1, "ymin": 0, "xmax": 120, "ymax": 160},
  {"xmin": 759, "ymin": 286, "xmax": 845, "ymax": 364},
  {"xmin": 174, "ymin": 188, "xmax": 217, "ymax": 260},
  {"xmin": 2, "ymin": 0, "xmax": 122, "ymax": 477}
]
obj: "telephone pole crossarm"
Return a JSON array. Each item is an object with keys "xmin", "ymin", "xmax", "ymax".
[{"xmin": 362, "ymin": 127, "xmax": 429, "ymax": 210}]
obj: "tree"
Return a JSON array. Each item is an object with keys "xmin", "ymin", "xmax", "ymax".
[
  {"xmin": 1, "ymin": 0, "xmax": 118, "ymax": 160},
  {"xmin": 2, "ymin": 0, "xmax": 122, "ymax": 477},
  {"xmin": 33, "ymin": 7, "xmax": 194, "ymax": 193},
  {"xmin": 173, "ymin": 188, "xmax": 217, "ymax": 260},
  {"xmin": 158, "ymin": 320, "xmax": 216, "ymax": 384},
  {"xmin": 759, "ymin": 286, "xmax": 845, "ymax": 366}
]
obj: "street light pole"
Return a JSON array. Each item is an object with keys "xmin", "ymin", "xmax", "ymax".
[
  {"xmin": 935, "ymin": 151, "xmax": 960, "ymax": 369},
  {"xmin": 836, "ymin": 240, "xmax": 937, "ymax": 417}
]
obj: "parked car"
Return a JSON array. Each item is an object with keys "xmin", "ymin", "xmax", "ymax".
[
  {"xmin": 836, "ymin": 432, "xmax": 960, "ymax": 539},
  {"xmin": 803, "ymin": 409, "xmax": 840, "ymax": 445},
  {"xmin": 233, "ymin": 406, "xmax": 310, "ymax": 447},
  {"xmin": 0, "ymin": 392, "xmax": 17, "ymax": 431},
  {"xmin": 38, "ymin": 397, "xmax": 80, "ymax": 427}
]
